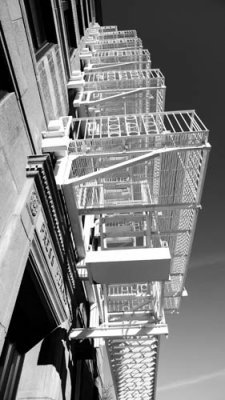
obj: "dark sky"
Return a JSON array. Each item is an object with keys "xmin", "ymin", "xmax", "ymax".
[{"xmin": 102, "ymin": 1, "xmax": 225, "ymax": 398}]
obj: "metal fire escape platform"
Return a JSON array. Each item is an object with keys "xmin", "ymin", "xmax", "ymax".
[
  {"xmin": 107, "ymin": 336, "xmax": 160, "ymax": 400},
  {"xmin": 80, "ymin": 27, "xmax": 150, "ymax": 71},
  {"xmin": 40, "ymin": 23, "xmax": 211, "ymax": 400},
  {"xmin": 52, "ymin": 110, "xmax": 210, "ymax": 307},
  {"xmin": 46, "ymin": 23, "xmax": 210, "ymax": 396}
]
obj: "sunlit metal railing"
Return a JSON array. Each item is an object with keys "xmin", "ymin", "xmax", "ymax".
[
  {"xmin": 83, "ymin": 68, "xmax": 164, "ymax": 91},
  {"xmin": 85, "ymin": 49, "xmax": 151, "ymax": 71},
  {"xmin": 107, "ymin": 336, "xmax": 159, "ymax": 400},
  {"xmin": 98, "ymin": 26, "xmax": 118, "ymax": 33},
  {"xmin": 74, "ymin": 86, "xmax": 165, "ymax": 116},
  {"xmin": 89, "ymin": 37, "xmax": 143, "ymax": 51},
  {"xmin": 93, "ymin": 30, "xmax": 138, "ymax": 41},
  {"xmin": 85, "ymin": 29, "xmax": 136, "ymax": 41},
  {"xmin": 69, "ymin": 111, "xmax": 208, "ymax": 153}
]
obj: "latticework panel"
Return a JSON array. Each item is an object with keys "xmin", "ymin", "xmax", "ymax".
[{"xmin": 107, "ymin": 337, "xmax": 159, "ymax": 400}]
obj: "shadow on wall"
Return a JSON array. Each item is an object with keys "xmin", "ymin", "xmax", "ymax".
[{"xmin": 38, "ymin": 327, "xmax": 70, "ymax": 400}]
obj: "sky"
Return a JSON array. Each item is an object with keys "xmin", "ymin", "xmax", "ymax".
[{"xmin": 101, "ymin": 1, "xmax": 225, "ymax": 398}]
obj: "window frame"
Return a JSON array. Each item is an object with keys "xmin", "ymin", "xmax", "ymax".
[
  {"xmin": 0, "ymin": 25, "xmax": 14, "ymax": 101},
  {"xmin": 24, "ymin": 0, "xmax": 57, "ymax": 60}
]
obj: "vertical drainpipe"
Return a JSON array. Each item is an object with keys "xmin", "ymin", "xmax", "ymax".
[
  {"xmin": 88, "ymin": 0, "xmax": 93, "ymax": 23},
  {"xmin": 55, "ymin": 0, "xmax": 72, "ymax": 78},
  {"xmin": 89, "ymin": 0, "xmax": 96, "ymax": 23},
  {"xmin": 50, "ymin": 0, "xmax": 70, "ymax": 83},
  {"xmin": 71, "ymin": 0, "xmax": 81, "ymax": 46},
  {"xmin": 79, "ymin": 0, "xmax": 86, "ymax": 35},
  {"xmin": 85, "ymin": 0, "xmax": 90, "ymax": 26}
]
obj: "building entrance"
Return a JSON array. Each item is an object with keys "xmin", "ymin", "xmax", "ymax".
[{"xmin": 0, "ymin": 256, "xmax": 56, "ymax": 400}]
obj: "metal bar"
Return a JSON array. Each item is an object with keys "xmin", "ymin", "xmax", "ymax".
[
  {"xmin": 69, "ymin": 324, "xmax": 168, "ymax": 339},
  {"xmin": 86, "ymin": 61, "xmax": 151, "ymax": 71},
  {"xmin": 151, "ymin": 228, "xmax": 191, "ymax": 235},
  {"xmin": 103, "ymin": 284, "xmax": 109, "ymax": 324},
  {"xmin": 70, "ymin": 150, "xmax": 162, "ymax": 158},
  {"xmin": 72, "ymin": 109, "xmax": 196, "ymax": 121},
  {"xmin": 93, "ymin": 46, "xmax": 142, "ymax": 52},
  {"xmin": 77, "ymin": 202, "xmax": 200, "ymax": 215},
  {"xmin": 82, "ymin": 86, "xmax": 158, "ymax": 105},
  {"xmin": 107, "ymin": 294, "xmax": 152, "ymax": 301}
]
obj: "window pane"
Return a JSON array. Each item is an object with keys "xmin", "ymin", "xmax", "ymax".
[
  {"xmin": 0, "ymin": 29, "xmax": 14, "ymax": 100},
  {"xmin": 24, "ymin": 0, "xmax": 57, "ymax": 55},
  {"xmin": 64, "ymin": 6, "xmax": 77, "ymax": 51}
]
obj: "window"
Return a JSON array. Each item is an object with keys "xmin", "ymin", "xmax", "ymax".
[
  {"xmin": 0, "ymin": 26, "xmax": 14, "ymax": 100},
  {"xmin": 62, "ymin": 1, "xmax": 77, "ymax": 54},
  {"xmin": 0, "ymin": 256, "xmax": 57, "ymax": 399},
  {"xmin": 24, "ymin": 0, "xmax": 57, "ymax": 58}
]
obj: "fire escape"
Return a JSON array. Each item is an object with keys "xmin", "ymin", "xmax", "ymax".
[{"xmin": 42, "ymin": 24, "xmax": 210, "ymax": 400}]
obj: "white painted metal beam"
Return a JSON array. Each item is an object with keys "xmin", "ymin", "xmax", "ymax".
[
  {"xmin": 81, "ymin": 86, "xmax": 159, "ymax": 105},
  {"xmin": 85, "ymin": 61, "xmax": 150, "ymax": 71},
  {"xmin": 69, "ymin": 324, "xmax": 168, "ymax": 339},
  {"xmin": 77, "ymin": 202, "xmax": 201, "ymax": 215}
]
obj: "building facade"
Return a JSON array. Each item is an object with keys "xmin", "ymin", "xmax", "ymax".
[
  {"xmin": 0, "ymin": 1, "xmax": 104, "ymax": 400},
  {"xmin": 0, "ymin": 2, "xmax": 210, "ymax": 400}
]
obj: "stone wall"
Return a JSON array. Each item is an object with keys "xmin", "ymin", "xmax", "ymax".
[{"xmin": 37, "ymin": 45, "xmax": 69, "ymax": 123}]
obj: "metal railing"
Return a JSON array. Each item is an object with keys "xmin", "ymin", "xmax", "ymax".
[
  {"xmin": 98, "ymin": 26, "xmax": 118, "ymax": 33},
  {"xmin": 74, "ymin": 86, "xmax": 165, "ymax": 116},
  {"xmin": 69, "ymin": 111, "xmax": 208, "ymax": 153},
  {"xmin": 83, "ymin": 68, "xmax": 164, "ymax": 91},
  {"xmin": 93, "ymin": 30, "xmax": 138, "ymax": 41},
  {"xmin": 89, "ymin": 37, "xmax": 143, "ymax": 51},
  {"xmin": 85, "ymin": 49, "xmax": 151, "ymax": 71}
]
